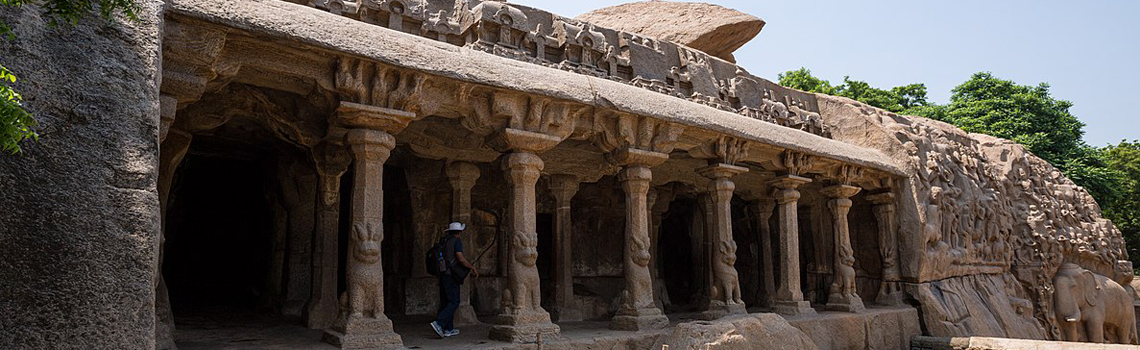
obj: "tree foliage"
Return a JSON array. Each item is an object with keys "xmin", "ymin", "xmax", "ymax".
[
  {"xmin": 777, "ymin": 68, "xmax": 929, "ymax": 113},
  {"xmin": 0, "ymin": 0, "xmax": 137, "ymax": 154},
  {"xmin": 1104, "ymin": 141, "xmax": 1140, "ymax": 259},
  {"xmin": 1, "ymin": 65, "xmax": 36, "ymax": 153}
]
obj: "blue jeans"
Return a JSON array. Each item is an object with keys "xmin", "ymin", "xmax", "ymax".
[{"xmin": 434, "ymin": 275, "xmax": 461, "ymax": 331}]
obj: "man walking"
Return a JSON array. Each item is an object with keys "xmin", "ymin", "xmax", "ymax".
[{"xmin": 430, "ymin": 222, "xmax": 479, "ymax": 338}]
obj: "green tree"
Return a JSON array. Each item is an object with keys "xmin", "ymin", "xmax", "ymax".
[
  {"xmin": 1, "ymin": 0, "xmax": 137, "ymax": 154},
  {"xmin": 1103, "ymin": 141, "xmax": 1140, "ymax": 261},
  {"xmin": 777, "ymin": 67, "xmax": 929, "ymax": 113}
]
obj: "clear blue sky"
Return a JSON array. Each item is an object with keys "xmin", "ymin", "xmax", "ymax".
[{"xmin": 512, "ymin": 0, "xmax": 1139, "ymax": 146}]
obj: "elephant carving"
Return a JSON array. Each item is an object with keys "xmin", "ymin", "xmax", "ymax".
[{"xmin": 1053, "ymin": 262, "xmax": 1138, "ymax": 344}]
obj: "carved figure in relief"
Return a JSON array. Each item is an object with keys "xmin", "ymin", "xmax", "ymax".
[
  {"xmin": 624, "ymin": 233, "xmax": 654, "ymax": 310},
  {"xmin": 1052, "ymin": 263, "xmax": 1138, "ymax": 344},
  {"xmin": 348, "ymin": 222, "xmax": 384, "ymax": 319},
  {"xmin": 831, "ymin": 244, "xmax": 858, "ymax": 299},
  {"xmin": 711, "ymin": 240, "xmax": 743, "ymax": 305},
  {"xmin": 504, "ymin": 232, "xmax": 542, "ymax": 314}
]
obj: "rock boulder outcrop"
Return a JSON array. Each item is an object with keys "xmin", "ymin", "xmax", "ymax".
[
  {"xmin": 653, "ymin": 314, "xmax": 819, "ymax": 350},
  {"xmin": 576, "ymin": 2, "xmax": 764, "ymax": 63}
]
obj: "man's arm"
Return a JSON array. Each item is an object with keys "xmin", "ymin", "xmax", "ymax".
[{"xmin": 455, "ymin": 252, "xmax": 479, "ymax": 277}]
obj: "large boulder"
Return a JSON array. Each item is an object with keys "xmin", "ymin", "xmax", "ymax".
[
  {"xmin": 0, "ymin": 1, "xmax": 164, "ymax": 349},
  {"xmin": 653, "ymin": 314, "xmax": 819, "ymax": 350},
  {"xmin": 576, "ymin": 1, "xmax": 763, "ymax": 63}
]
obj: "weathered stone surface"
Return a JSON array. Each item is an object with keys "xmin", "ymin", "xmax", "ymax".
[
  {"xmin": 911, "ymin": 335, "xmax": 1140, "ymax": 350},
  {"xmin": 653, "ymin": 314, "xmax": 819, "ymax": 350},
  {"xmin": 787, "ymin": 306, "xmax": 921, "ymax": 350},
  {"xmin": 577, "ymin": 2, "xmax": 764, "ymax": 63},
  {"xmin": 0, "ymin": 1, "xmax": 163, "ymax": 349},
  {"xmin": 818, "ymin": 92, "xmax": 1133, "ymax": 343}
]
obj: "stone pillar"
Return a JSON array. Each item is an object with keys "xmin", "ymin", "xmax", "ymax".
[
  {"xmin": 489, "ymin": 151, "xmax": 561, "ymax": 342},
  {"xmin": 322, "ymin": 129, "xmax": 402, "ymax": 349},
  {"xmin": 308, "ymin": 146, "xmax": 350, "ymax": 329},
  {"xmin": 611, "ymin": 164, "xmax": 669, "ymax": 330},
  {"xmin": 550, "ymin": 174, "xmax": 581, "ymax": 322},
  {"xmin": 868, "ymin": 192, "xmax": 903, "ymax": 306},
  {"xmin": 770, "ymin": 175, "xmax": 815, "ymax": 316},
  {"xmin": 823, "ymin": 185, "xmax": 864, "ymax": 313},
  {"xmin": 697, "ymin": 163, "xmax": 748, "ymax": 319},
  {"xmin": 750, "ymin": 199, "xmax": 776, "ymax": 309},
  {"xmin": 446, "ymin": 161, "xmax": 481, "ymax": 325},
  {"xmin": 648, "ymin": 187, "xmax": 675, "ymax": 310},
  {"xmin": 283, "ymin": 167, "xmax": 318, "ymax": 318}
]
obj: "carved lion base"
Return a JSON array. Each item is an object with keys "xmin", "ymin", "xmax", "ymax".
[
  {"xmin": 322, "ymin": 317, "xmax": 403, "ymax": 350},
  {"xmin": 489, "ymin": 311, "xmax": 562, "ymax": 343},
  {"xmin": 825, "ymin": 293, "xmax": 866, "ymax": 313},
  {"xmin": 610, "ymin": 308, "xmax": 669, "ymax": 331},
  {"xmin": 773, "ymin": 300, "xmax": 817, "ymax": 316},
  {"xmin": 454, "ymin": 305, "xmax": 479, "ymax": 326}
]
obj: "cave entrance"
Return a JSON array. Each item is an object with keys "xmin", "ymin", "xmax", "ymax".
[
  {"xmin": 163, "ymin": 138, "xmax": 281, "ymax": 322},
  {"xmin": 657, "ymin": 197, "xmax": 700, "ymax": 312}
]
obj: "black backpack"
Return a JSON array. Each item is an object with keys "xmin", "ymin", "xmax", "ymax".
[{"xmin": 425, "ymin": 235, "xmax": 458, "ymax": 277}]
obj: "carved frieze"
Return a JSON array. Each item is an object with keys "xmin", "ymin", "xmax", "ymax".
[{"xmin": 302, "ymin": 0, "xmax": 831, "ymax": 138}]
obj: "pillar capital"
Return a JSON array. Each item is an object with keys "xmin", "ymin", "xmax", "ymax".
[
  {"xmin": 549, "ymin": 174, "xmax": 580, "ymax": 204},
  {"xmin": 619, "ymin": 164, "xmax": 653, "ymax": 183},
  {"xmin": 446, "ymin": 161, "xmax": 481, "ymax": 190},
  {"xmin": 866, "ymin": 191, "xmax": 896, "ymax": 206},
  {"xmin": 610, "ymin": 147, "xmax": 669, "ymax": 168},
  {"xmin": 336, "ymin": 101, "xmax": 418, "ymax": 134},
  {"xmin": 821, "ymin": 184, "xmax": 862, "ymax": 200},
  {"xmin": 345, "ymin": 129, "xmax": 396, "ymax": 162},
  {"xmin": 502, "ymin": 152, "xmax": 544, "ymax": 184},
  {"xmin": 488, "ymin": 128, "xmax": 563, "ymax": 154},
  {"xmin": 770, "ymin": 174, "xmax": 812, "ymax": 190},
  {"xmin": 697, "ymin": 163, "xmax": 748, "ymax": 180}
]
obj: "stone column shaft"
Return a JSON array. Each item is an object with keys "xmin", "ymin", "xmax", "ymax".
[
  {"xmin": 308, "ymin": 167, "xmax": 347, "ymax": 329},
  {"xmin": 550, "ymin": 175, "xmax": 581, "ymax": 322},
  {"xmin": 322, "ymin": 129, "xmax": 402, "ymax": 349},
  {"xmin": 490, "ymin": 151, "xmax": 560, "ymax": 343},
  {"xmin": 446, "ymin": 161, "xmax": 481, "ymax": 325},
  {"xmin": 697, "ymin": 164, "xmax": 748, "ymax": 320},
  {"xmin": 770, "ymin": 175, "xmax": 815, "ymax": 316},
  {"xmin": 751, "ymin": 200, "xmax": 776, "ymax": 309},
  {"xmin": 611, "ymin": 165, "xmax": 668, "ymax": 330},
  {"xmin": 868, "ymin": 192, "xmax": 903, "ymax": 306},
  {"xmin": 823, "ymin": 184, "xmax": 864, "ymax": 313}
]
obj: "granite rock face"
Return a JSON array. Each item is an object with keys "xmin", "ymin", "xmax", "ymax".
[
  {"xmin": 818, "ymin": 94, "xmax": 1133, "ymax": 342},
  {"xmin": 577, "ymin": 2, "xmax": 764, "ymax": 63},
  {"xmin": 653, "ymin": 314, "xmax": 819, "ymax": 350},
  {"xmin": 0, "ymin": 1, "xmax": 164, "ymax": 349}
]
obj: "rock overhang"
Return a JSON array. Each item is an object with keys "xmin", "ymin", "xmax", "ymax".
[{"xmin": 165, "ymin": 0, "xmax": 908, "ymax": 178}]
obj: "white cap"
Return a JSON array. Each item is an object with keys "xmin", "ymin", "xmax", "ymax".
[{"xmin": 447, "ymin": 222, "xmax": 466, "ymax": 232}]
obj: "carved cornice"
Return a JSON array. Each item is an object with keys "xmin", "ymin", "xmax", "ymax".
[
  {"xmin": 829, "ymin": 164, "xmax": 865, "ymax": 186},
  {"xmin": 780, "ymin": 151, "xmax": 815, "ymax": 176},
  {"xmin": 592, "ymin": 111, "xmax": 684, "ymax": 155},
  {"xmin": 689, "ymin": 136, "xmax": 749, "ymax": 166},
  {"xmin": 335, "ymin": 57, "xmax": 446, "ymax": 118}
]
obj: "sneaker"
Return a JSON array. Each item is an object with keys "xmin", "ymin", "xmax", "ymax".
[
  {"xmin": 444, "ymin": 329, "xmax": 460, "ymax": 337},
  {"xmin": 429, "ymin": 321, "xmax": 445, "ymax": 339}
]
